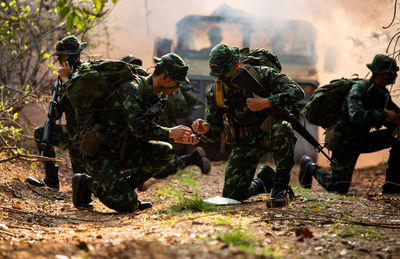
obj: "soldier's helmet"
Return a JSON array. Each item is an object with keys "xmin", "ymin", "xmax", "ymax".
[
  {"xmin": 367, "ymin": 54, "xmax": 399, "ymax": 74},
  {"xmin": 208, "ymin": 43, "xmax": 240, "ymax": 76},
  {"xmin": 121, "ymin": 55, "xmax": 143, "ymax": 66},
  {"xmin": 53, "ymin": 35, "xmax": 86, "ymax": 56},
  {"xmin": 154, "ymin": 53, "xmax": 189, "ymax": 86}
]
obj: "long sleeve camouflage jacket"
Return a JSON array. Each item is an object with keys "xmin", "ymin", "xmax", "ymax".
[
  {"xmin": 202, "ymin": 65, "xmax": 305, "ymax": 144},
  {"xmin": 93, "ymin": 76, "xmax": 170, "ymax": 143},
  {"xmin": 340, "ymin": 78, "xmax": 389, "ymax": 138}
]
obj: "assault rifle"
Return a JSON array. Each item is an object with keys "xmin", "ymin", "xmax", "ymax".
[
  {"xmin": 231, "ymin": 67, "xmax": 336, "ymax": 164},
  {"xmin": 40, "ymin": 79, "xmax": 60, "ymax": 156},
  {"xmin": 366, "ymin": 84, "xmax": 400, "ymax": 141}
]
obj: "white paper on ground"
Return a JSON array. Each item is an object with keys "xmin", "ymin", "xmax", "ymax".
[{"xmin": 204, "ymin": 196, "xmax": 241, "ymax": 205}]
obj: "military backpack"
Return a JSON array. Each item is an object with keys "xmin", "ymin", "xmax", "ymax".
[
  {"xmin": 301, "ymin": 78, "xmax": 369, "ymax": 128},
  {"xmin": 166, "ymin": 85, "xmax": 197, "ymax": 119},
  {"xmin": 66, "ymin": 59, "xmax": 138, "ymax": 111},
  {"xmin": 239, "ymin": 47, "xmax": 282, "ymax": 71}
]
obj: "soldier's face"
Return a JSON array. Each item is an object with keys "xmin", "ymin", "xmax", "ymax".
[
  {"xmin": 57, "ymin": 54, "xmax": 69, "ymax": 64},
  {"xmin": 376, "ymin": 72, "xmax": 397, "ymax": 85}
]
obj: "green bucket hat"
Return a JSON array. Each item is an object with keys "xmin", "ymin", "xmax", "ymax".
[
  {"xmin": 154, "ymin": 53, "xmax": 189, "ymax": 85},
  {"xmin": 366, "ymin": 54, "xmax": 399, "ymax": 74},
  {"xmin": 53, "ymin": 35, "xmax": 87, "ymax": 55},
  {"xmin": 208, "ymin": 44, "xmax": 240, "ymax": 76},
  {"xmin": 121, "ymin": 55, "xmax": 143, "ymax": 66}
]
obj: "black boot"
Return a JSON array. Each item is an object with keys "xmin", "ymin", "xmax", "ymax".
[
  {"xmin": 138, "ymin": 200, "xmax": 152, "ymax": 210},
  {"xmin": 266, "ymin": 172, "xmax": 292, "ymax": 208},
  {"xmin": 299, "ymin": 155, "xmax": 318, "ymax": 189},
  {"xmin": 266, "ymin": 184, "xmax": 291, "ymax": 208},
  {"xmin": 382, "ymin": 182, "xmax": 400, "ymax": 194},
  {"xmin": 72, "ymin": 173, "xmax": 94, "ymax": 210},
  {"xmin": 25, "ymin": 164, "xmax": 60, "ymax": 190},
  {"xmin": 255, "ymin": 165, "xmax": 276, "ymax": 193},
  {"xmin": 181, "ymin": 147, "xmax": 211, "ymax": 174}
]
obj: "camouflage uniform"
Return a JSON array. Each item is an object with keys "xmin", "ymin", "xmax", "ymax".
[
  {"xmin": 203, "ymin": 44, "xmax": 304, "ymax": 204},
  {"xmin": 33, "ymin": 94, "xmax": 86, "ymax": 174},
  {"xmin": 69, "ymin": 53, "xmax": 190, "ymax": 212},
  {"xmin": 26, "ymin": 35, "xmax": 87, "ymax": 190},
  {"xmin": 154, "ymin": 84, "xmax": 212, "ymax": 179},
  {"xmin": 301, "ymin": 54, "xmax": 400, "ymax": 194}
]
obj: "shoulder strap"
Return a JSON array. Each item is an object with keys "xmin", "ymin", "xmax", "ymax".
[{"xmin": 215, "ymin": 79, "xmax": 228, "ymax": 108}]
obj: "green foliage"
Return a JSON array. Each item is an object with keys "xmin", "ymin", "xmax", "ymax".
[
  {"xmin": 217, "ymin": 226, "xmax": 282, "ymax": 257},
  {"xmin": 337, "ymin": 225, "xmax": 389, "ymax": 240},
  {"xmin": 173, "ymin": 196, "xmax": 217, "ymax": 213},
  {"xmin": 0, "ymin": 0, "xmax": 117, "ymax": 156}
]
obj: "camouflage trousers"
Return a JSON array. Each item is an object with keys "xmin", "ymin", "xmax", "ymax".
[
  {"xmin": 223, "ymin": 119, "xmax": 296, "ymax": 201},
  {"xmin": 314, "ymin": 129, "xmax": 400, "ymax": 194},
  {"xmin": 85, "ymin": 140, "xmax": 175, "ymax": 212},
  {"xmin": 34, "ymin": 125, "xmax": 86, "ymax": 174}
]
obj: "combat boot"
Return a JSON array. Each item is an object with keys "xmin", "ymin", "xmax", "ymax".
[
  {"xmin": 299, "ymin": 155, "xmax": 318, "ymax": 189},
  {"xmin": 25, "ymin": 164, "xmax": 60, "ymax": 191},
  {"xmin": 254, "ymin": 165, "xmax": 276, "ymax": 193},
  {"xmin": 266, "ymin": 185, "xmax": 291, "ymax": 208},
  {"xmin": 181, "ymin": 147, "xmax": 211, "ymax": 174},
  {"xmin": 137, "ymin": 200, "xmax": 152, "ymax": 210},
  {"xmin": 72, "ymin": 173, "xmax": 94, "ymax": 210},
  {"xmin": 382, "ymin": 182, "xmax": 400, "ymax": 194}
]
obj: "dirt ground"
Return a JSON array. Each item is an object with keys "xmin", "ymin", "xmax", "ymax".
[{"xmin": 0, "ymin": 153, "xmax": 400, "ymax": 259}]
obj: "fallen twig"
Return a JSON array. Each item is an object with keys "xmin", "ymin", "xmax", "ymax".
[
  {"xmin": 0, "ymin": 206, "xmax": 109, "ymax": 222},
  {"xmin": 0, "ymin": 153, "xmax": 64, "ymax": 164},
  {"xmin": 271, "ymin": 209, "xmax": 400, "ymax": 229}
]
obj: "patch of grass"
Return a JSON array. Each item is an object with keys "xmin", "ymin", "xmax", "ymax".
[
  {"xmin": 217, "ymin": 226, "xmax": 282, "ymax": 257},
  {"xmin": 218, "ymin": 226, "xmax": 260, "ymax": 251},
  {"xmin": 171, "ymin": 169, "xmax": 199, "ymax": 187},
  {"xmin": 154, "ymin": 185, "xmax": 185, "ymax": 200},
  {"xmin": 337, "ymin": 225, "xmax": 389, "ymax": 240},
  {"xmin": 172, "ymin": 196, "xmax": 218, "ymax": 213}
]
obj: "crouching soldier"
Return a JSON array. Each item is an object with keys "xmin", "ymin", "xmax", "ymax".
[
  {"xmin": 61, "ymin": 53, "xmax": 198, "ymax": 212},
  {"xmin": 299, "ymin": 54, "xmax": 400, "ymax": 194},
  {"xmin": 192, "ymin": 44, "xmax": 305, "ymax": 207}
]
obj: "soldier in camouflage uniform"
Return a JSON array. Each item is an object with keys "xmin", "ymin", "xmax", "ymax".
[
  {"xmin": 65, "ymin": 53, "xmax": 197, "ymax": 212},
  {"xmin": 192, "ymin": 44, "xmax": 305, "ymax": 207},
  {"xmin": 25, "ymin": 36, "xmax": 87, "ymax": 190},
  {"xmin": 121, "ymin": 55, "xmax": 211, "ymax": 182},
  {"xmin": 154, "ymin": 80, "xmax": 211, "ymax": 179},
  {"xmin": 299, "ymin": 54, "xmax": 400, "ymax": 194}
]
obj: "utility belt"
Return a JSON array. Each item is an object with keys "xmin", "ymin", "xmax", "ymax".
[{"xmin": 222, "ymin": 113, "xmax": 276, "ymax": 145}]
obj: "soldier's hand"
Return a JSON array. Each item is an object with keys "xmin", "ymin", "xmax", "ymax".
[
  {"xmin": 246, "ymin": 93, "xmax": 270, "ymax": 112},
  {"xmin": 169, "ymin": 125, "xmax": 193, "ymax": 141},
  {"xmin": 174, "ymin": 134, "xmax": 201, "ymax": 145},
  {"xmin": 385, "ymin": 110, "xmax": 400, "ymax": 125},
  {"xmin": 58, "ymin": 61, "xmax": 73, "ymax": 83},
  {"xmin": 192, "ymin": 119, "xmax": 210, "ymax": 134}
]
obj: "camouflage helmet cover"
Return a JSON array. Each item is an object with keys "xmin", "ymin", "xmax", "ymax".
[
  {"xmin": 154, "ymin": 53, "xmax": 189, "ymax": 85},
  {"xmin": 121, "ymin": 55, "xmax": 143, "ymax": 66},
  {"xmin": 53, "ymin": 35, "xmax": 87, "ymax": 55},
  {"xmin": 208, "ymin": 43, "xmax": 240, "ymax": 76},
  {"xmin": 366, "ymin": 54, "xmax": 399, "ymax": 74}
]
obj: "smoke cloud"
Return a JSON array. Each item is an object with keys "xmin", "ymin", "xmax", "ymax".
[{"xmin": 89, "ymin": 0, "xmax": 398, "ymax": 167}]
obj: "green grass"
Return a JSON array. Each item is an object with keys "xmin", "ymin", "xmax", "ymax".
[
  {"xmin": 338, "ymin": 225, "xmax": 389, "ymax": 240},
  {"xmin": 172, "ymin": 196, "xmax": 218, "ymax": 212},
  {"xmin": 217, "ymin": 226, "xmax": 282, "ymax": 257},
  {"xmin": 171, "ymin": 169, "xmax": 199, "ymax": 187}
]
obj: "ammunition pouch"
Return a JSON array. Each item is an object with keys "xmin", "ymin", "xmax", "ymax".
[
  {"xmin": 259, "ymin": 115, "xmax": 276, "ymax": 132},
  {"xmin": 324, "ymin": 126, "xmax": 342, "ymax": 151},
  {"xmin": 223, "ymin": 114, "xmax": 236, "ymax": 144},
  {"xmin": 79, "ymin": 127, "xmax": 104, "ymax": 158}
]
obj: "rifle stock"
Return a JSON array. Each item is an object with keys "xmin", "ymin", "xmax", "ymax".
[
  {"xmin": 40, "ymin": 79, "xmax": 59, "ymax": 156},
  {"xmin": 231, "ymin": 67, "xmax": 336, "ymax": 165}
]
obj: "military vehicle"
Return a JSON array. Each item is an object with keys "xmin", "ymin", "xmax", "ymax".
[{"xmin": 155, "ymin": 5, "xmax": 333, "ymax": 162}]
